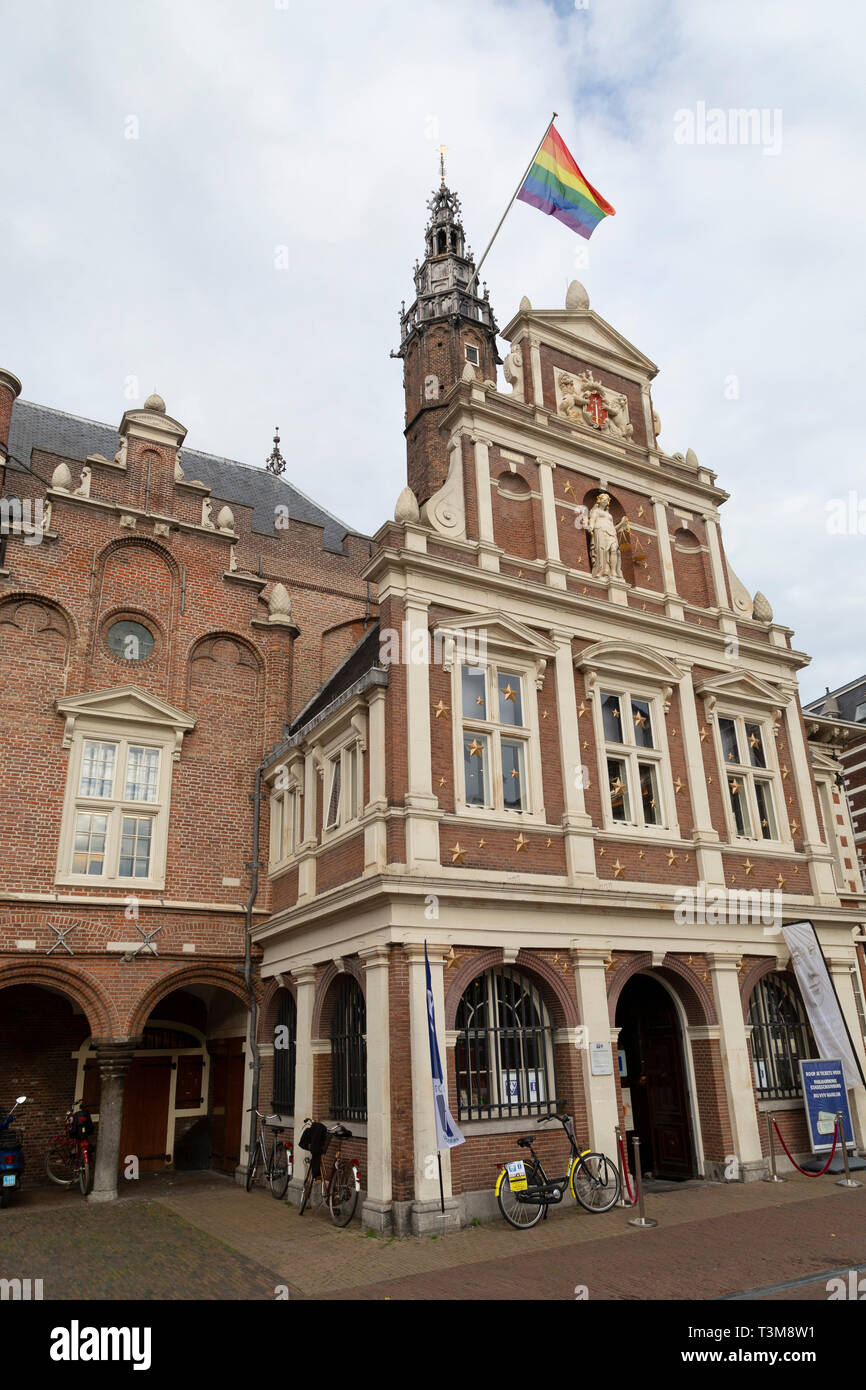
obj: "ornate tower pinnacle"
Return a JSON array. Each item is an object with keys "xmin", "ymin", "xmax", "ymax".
[
  {"xmin": 395, "ymin": 172, "xmax": 499, "ymax": 506},
  {"xmin": 266, "ymin": 427, "xmax": 286, "ymax": 476}
]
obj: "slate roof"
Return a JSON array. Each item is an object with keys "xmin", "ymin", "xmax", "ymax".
[
  {"xmin": 6, "ymin": 398, "xmax": 360, "ymax": 553},
  {"xmin": 804, "ymin": 676, "xmax": 866, "ymax": 724}
]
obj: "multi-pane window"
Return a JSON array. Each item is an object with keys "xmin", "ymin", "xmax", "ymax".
[
  {"xmin": 455, "ymin": 967, "xmax": 558, "ymax": 1120},
  {"xmin": 748, "ymin": 974, "xmax": 815, "ymax": 1100},
  {"xmin": 67, "ymin": 738, "xmax": 162, "ymax": 881},
  {"xmin": 271, "ymin": 785, "xmax": 302, "ymax": 863},
  {"xmin": 323, "ymin": 743, "xmax": 361, "ymax": 832},
  {"xmin": 717, "ymin": 716, "xmax": 779, "ymax": 841},
  {"xmin": 600, "ymin": 689, "xmax": 665, "ymax": 828},
  {"xmin": 460, "ymin": 664, "xmax": 531, "ymax": 813},
  {"xmin": 330, "ymin": 976, "xmax": 366, "ymax": 1121}
]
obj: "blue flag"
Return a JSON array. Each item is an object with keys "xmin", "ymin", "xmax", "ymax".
[{"xmin": 425, "ymin": 941, "xmax": 465, "ymax": 1151}]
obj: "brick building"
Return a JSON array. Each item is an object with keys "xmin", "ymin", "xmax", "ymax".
[
  {"xmin": 254, "ymin": 179, "xmax": 866, "ymax": 1232},
  {"xmin": 2, "ymin": 176, "xmax": 866, "ymax": 1228},
  {"xmin": 804, "ymin": 677, "xmax": 866, "ymax": 877},
  {"xmin": 0, "ymin": 376, "xmax": 373, "ymax": 1199}
]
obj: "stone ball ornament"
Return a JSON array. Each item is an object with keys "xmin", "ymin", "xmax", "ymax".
[
  {"xmin": 565, "ymin": 280, "xmax": 590, "ymax": 311},
  {"xmin": 143, "ymin": 393, "xmax": 166, "ymax": 414}
]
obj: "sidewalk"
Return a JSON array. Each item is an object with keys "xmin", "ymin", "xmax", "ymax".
[{"xmin": 2, "ymin": 1170, "xmax": 863, "ymax": 1300}]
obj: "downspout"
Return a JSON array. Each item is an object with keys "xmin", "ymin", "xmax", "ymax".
[{"xmin": 244, "ymin": 761, "xmax": 264, "ymax": 1173}]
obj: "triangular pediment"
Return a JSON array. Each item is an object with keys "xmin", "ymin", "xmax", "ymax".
[
  {"xmin": 56, "ymin": 686, "xmax": 196, "ymax": 748},
  {"xmin": 502, "ymin": 305, "xmax": 657, "ymax": 379},
  {"xmin": 431, "ymin": 610, "xmax": 558, "ymax": 660},
  {"xmin": 693, "ymin": 670, "xmax": 789, "ymax": 710}
]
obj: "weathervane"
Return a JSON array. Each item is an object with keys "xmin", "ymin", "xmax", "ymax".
[{"xmin": 437, "ymin": 144, "xmax": 449, "ymax": 184}]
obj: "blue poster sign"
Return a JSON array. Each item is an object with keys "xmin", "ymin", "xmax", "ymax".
[{"xmin": 798, "ymin": 1058, "xmax": 854, "ymax": 1153}]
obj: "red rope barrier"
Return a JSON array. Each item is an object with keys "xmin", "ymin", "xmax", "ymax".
[
  {"xmin": 772, "ymin": 1117, "xmax": 838, "ymax": 1176},
  {"xmin": 618, "ymin": 1131, "xmax": 637, "ymax": 1204}
]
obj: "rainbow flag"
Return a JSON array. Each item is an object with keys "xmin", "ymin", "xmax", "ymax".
[{"xmin": 517, "ymin": 124, "xmax": 615, "ymax": 240}]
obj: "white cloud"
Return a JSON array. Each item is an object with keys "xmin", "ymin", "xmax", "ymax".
[{"xmin": 1, "ymin": 0, "xmax": 863, "ymax": 697}]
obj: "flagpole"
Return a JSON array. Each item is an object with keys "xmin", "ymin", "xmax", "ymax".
[{"xmin": 464, "ymin": 111, "xmax": 558, "ymax": 297}]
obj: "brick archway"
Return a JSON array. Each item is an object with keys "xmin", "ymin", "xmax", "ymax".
[
  {"xmin": 443, "ymin": 948, "xmax": 578, "ymax": 1029},
  {"xmin": 607, "ymin": 952, "xmax": 716, "ymax": 1026},
  {"xmin": 0, "ymin": 960, "xmax": 115, "ymax": 1035},
  {"xmin": 739, "ymin": 957, "xmax": 790, "ymax": 1016},
  {"xmin": 125, "ymin": 964, "xmax": 255, "ymax": 1037},
  {"xmin": 260, "ymin": 976, "xmax": 297, "ymax": 1040},
  {"xmin": 444, "ymin": 948, "xmax": 504, "ymax": 1029}
]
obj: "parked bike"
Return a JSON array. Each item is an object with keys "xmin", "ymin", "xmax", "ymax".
[
  {"xmin": 297, "ymin": 1120, "xmax": 360, "ymax": 1227},
  {"xmin": 0, "ymin": 1096, "xmax": 27, "ymax": 1208},
  {"xmin": 244, "ymin": 1108, "xmax": 291, "ymax": 1199},
  {"xmin": 494, "ymin": 1112, "xmax": 621, "ymax": 1229},
  {"xmin": 45, "ymin": 1100, "xmax": 95, "ymax": 1196}
]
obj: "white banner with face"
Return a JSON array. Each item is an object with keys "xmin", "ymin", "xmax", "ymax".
[{"xmin": 780, "ymin": 920, "xmax": 864, "ymax": 1090}]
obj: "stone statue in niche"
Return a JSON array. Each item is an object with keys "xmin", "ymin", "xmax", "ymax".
[
  {"xmin": 588, "ymin": 492, "xmax": 627, "ymax": 580},
  {"xmin": 113, "ymin": 438, "xmax": 128, "ymax": 467},
  {"xmin": 202, "ymin": 497, "xmax": 215, "ymax": 529},
  {"xmin": 502, "ymin": 342, "xmax": 524, "ymax": 400},
  {"xmin": 73, "ymin": 465, "xmax": 91, "ymax": 498}
]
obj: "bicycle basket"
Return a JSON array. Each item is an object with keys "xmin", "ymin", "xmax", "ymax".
[{"xmin": 69, "ymin": 1109, "xmax": 94, "ymax": 1138}]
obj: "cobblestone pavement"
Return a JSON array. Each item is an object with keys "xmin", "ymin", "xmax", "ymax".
[{"xmin": 2, "ymin": 1170, "xmax": 864, "ymax": 1301}]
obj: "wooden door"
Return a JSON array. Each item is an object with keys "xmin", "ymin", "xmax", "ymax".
[
  {"xmin": 118, "ymin": 1058, "xmax": 172, "ymax": 1172},
  {"xmin": 210, "ymin": 1038, "xmax": 245, "ymax": 1173},
  {"xmin": 617, "ymin": 975, "xmax": 695, "ymax": 1180}
]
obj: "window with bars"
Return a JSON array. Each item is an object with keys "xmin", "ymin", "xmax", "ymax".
[
  {"xmin": 748, "ymin": 973, "xmax": 816, "ymax": 1100},
  {"xmin": 272, "ymin": 990, "xmax": 297, "ymax": 1114},
  {"xmin": 716, "ymin": 715, "xmax": 780, "ymax": 842},
  {"xmin": 455, "ymin": 966, "xmax": 559, "ymax": 1121},
  {"xmin": 330, "ymin": 976, "xmax": 366, "ymax": 1121},
  {"xmin": 69, "ymin": 738, "xmax": 162, "ymax": 881},
  {"xmin": 599, "ymin": 688, "xmax": 666, "ymax": 829},
  {"xmin": 459, "ymin": 664, "xmax": 532, "ymax": 814}
]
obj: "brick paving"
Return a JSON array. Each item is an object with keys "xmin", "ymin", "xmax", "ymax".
[{"xmin": 1, "ymin": 1169, "xmax": 864, "ymax": 1301}]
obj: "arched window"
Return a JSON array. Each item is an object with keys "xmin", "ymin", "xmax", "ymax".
[
  {"xmin": 330, "ymin": 976, "xmax": 366, "ymax": 1121},
  {"xmin": 748, "ymin": 973, "xmax": 816, "ymax": 1100},
  {"xmin": 272, "ymin": 990, "xmax": 297, "ymax": 1114},
  {"xmin": 455, "ymin": 966, "xmax": 558, "ymax": 1121}
]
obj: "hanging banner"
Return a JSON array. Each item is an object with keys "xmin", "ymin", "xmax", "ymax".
[
  {"xmin": 799, "ymin": 1059, "xmax": 855, "ymax": 1152},
  {"xmin": 780, "ymin": 920, "xmax": 865, "ymax": 1090}
]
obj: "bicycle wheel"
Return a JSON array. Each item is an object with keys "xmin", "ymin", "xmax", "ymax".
[
  {"xmin": 269, "ymin": 1141, "xmax": 290, "ymax": 1200},
  {"xmin": 496, "ymin": 1160, "xmax": 545, "ymax": 1229},
  {"xmin": 245, "ymin": 1148, "xmax": 260, "ymax": 1192},
  {"xmin": 78, "ymin": 1155, "xmax": 93, "ymax": 1196},
  {"xmin": 45, "ymin": 1144, "xmax": 76, "ymax": 1187},
  {"xmin": 571, "ymin": 1153, "xmax": 620, "ymax": 1213},
  {"xmin": 298, "ymin": 1164, "xmax": 314, "ymax": 1215},
  {"xmin": 328, "ymin": 1164, "xmax": 358, "ymax": 1227}
]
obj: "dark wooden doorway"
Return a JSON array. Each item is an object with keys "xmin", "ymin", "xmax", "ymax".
[
  {"xmin": 209, "ymin": 1037, "xmax": 245, "ymax": 1174},
  {"xmin": 616, "ymin": 974, "xmax": 695, "ymax": 1180},
  {"xmin": 118, "ymin": 1058, "xmax": 172, "ymax": 1172}
]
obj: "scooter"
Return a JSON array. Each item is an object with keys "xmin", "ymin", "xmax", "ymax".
[{"xmin": 0, "ymin": 1096, "xmax": 27, "ymax": 1208}]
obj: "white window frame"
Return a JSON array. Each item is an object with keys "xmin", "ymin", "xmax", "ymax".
[
  {"xmin": 589, "ymin": 684, "xmax": 678, "ymax": 836},
  {"xmin": 56, "ymin": 730, "xmax": 173, "ymax": 889},
  {"xmin": 268, "ymin": 769, "xmax": 303, "ymax": 870},
  {"xmin": 712, "ymin": 711, "xmax": 788, "ymax": 849},
  {"xmin": 318, "ymin": 722, "xmax": 365, "ymax": 842},
  {"xmin": 450, "ymin": 657, "xmax": 545, "ymax": 823}
]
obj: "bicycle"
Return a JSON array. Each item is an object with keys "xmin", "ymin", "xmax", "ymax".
[
  {"xmin": 494, "ymin": 1112, "xmax": 621, "ymax": 1229},
  {"xmin": 45, "ymin": 1100, "xmax": 95, "ymax": 1196},
  {"xmin": 244, "ymin": 1109, "xmax": 291, "ymax": 1199},
  {"xmin": 297, "ymin": 1121, "xmax": 360, "ymax": 1227}
]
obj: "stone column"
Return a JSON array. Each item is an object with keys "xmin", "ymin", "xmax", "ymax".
[
  {"xmin": 471, "ymin": 435, "xmax": 498, "ymax": 571},
  {"xmin": 824, "ymin": 952, "xmax": 866, "ymax": 1150},
  {"xmin": 404, "ymin": 596, "xmax": 440, "ymax": 873},
  {"xmin": 298, "ymin": 751, "xmax": 317, "ymax": 901},
  {"xmin": 706, "ymin": 954, "xmax": 764, "ymax": 1178},
  {"xmin": 528, "ymin": 334, "xmax": 543, "ymax": 406},
  {"xmin": 405, "ymin": 943, "xmax": 460, "ymax": 1233},
  {"xmin": 289, "ymin": 965, "xmax": 317, "ymax": 1199},
  {"xmin": 782, "ymin": 701, "xmax": 838, "ymax": 902},
  {"xmin": 359, "ymin": 945, "xmax": 392, "ymax": 1230},
  {"xmin": 552, "ymin": 631, "xmax": 596, "ymax": 882},
  {"xmin": 537, "ymin": 457, "xmax": 567, "ymax": 588},
  {"xmin": 364, "ymin": 686, "xmax": 387, "ymax": 874},
  {"xmin": 570, "ymin": 949, "xmax": 619, "ymax": 1153},
  {"xmin": 677, "ymin": 667, "xmax": 725, "ymax": 886},
  {"xmin": 87, "ymin": 1038, "xmax": 140, "ymax": 1204},
  {"xmin": 651, "ymin": 497, "xmax": 683, "ymax": 620}
]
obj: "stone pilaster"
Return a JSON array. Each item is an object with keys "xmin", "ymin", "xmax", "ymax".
[{"xmin": 87, "ymin": 1037, "xmax": 141, "ymax": 1204}]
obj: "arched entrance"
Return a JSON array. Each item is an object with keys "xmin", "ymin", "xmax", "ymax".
[{"xmin": 616, "ymin": 973, "xmax": 696, "ymax": 1180}]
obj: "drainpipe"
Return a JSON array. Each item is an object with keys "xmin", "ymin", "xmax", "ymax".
[{"xmin": 244, "ymin": 761, "xmax": 264, "ymax": 1173}]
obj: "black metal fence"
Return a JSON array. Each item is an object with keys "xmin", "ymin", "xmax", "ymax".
[
  {"xmin": 747, "ymin": 973, "xmax": 815, "ymax": 1100},
  {"xmin": 330, "ymin": 976, "xmax": 367, "ymax": 1121},
  {"xmin": 455, "ymin": 965, "xmax": 558, "ymax": 1121},
  {"xmin": 272, "ymin": 990, "xmax": 297, "ymax": 1114}
]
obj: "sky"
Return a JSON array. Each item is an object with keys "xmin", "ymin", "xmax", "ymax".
[{"xmin": 1, "ymin": 0, "xmax": 864, "ymax": 701}]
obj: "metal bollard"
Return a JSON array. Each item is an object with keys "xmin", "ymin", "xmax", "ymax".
[
  {"xmin": 627, "ymin": 1135, "xmax": 658, "ymax": 1228},
  {"xmin": 762, "ymin": 1112, "xmax": 785, "ymax": 1183},
  {"xmin": 835, "ymin": 1111, "xmax": 862, "ymax": 1189},
  {"xmin": 614, "ymin": 1125, "xmax": 629, "ymax": 1208}
]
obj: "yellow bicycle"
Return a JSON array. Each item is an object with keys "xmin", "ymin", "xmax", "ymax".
[{"xmin": 495, "ymin": 1112, "xmax": 621, "ymax": 1229}]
